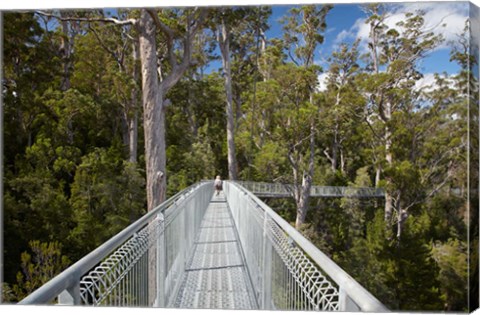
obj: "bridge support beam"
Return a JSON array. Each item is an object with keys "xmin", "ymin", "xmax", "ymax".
[
  {"xmin": 339, "ymin": 287, "xmax": 361, "ymax": 311},
  {"xmin": 155, "ymin": 213, "xmax": 166, "ymax": 307},
  {"xmin": 261, "ymin": 212, "xmax": 273, "ymax": 310},
  {"xmin": 57, "ymin": 283, "xmax": 80, "ymax": 305}
]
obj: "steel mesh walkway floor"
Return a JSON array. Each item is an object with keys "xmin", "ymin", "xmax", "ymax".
[{"xmin": 173, "ymin": 192, "xmax": 256, "ymax": 309}]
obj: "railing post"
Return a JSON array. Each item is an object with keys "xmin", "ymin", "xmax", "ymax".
[
  {"xmin": 155, "ymin": 213, "xmax": 166, "ymax": 307},
  {"xmin": 57, "ymin": 283, "xmax": 80, "ymax": 305},
  {"xmin": 262, "ymin": 212, "xmax": 273, "ymax": 310},
  {"xmin": 339, "ymin": 287, "xmax": 361, "ymax": 311}
]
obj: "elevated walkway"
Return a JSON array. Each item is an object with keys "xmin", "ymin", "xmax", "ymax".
[
  {"xmin": 236, "ymin": 181, "xmax": 385, "ymax": 198},
  {"xmin": 173, "ymin": 192, "xmax": 256, "ymax": 309},
  {"xmin": 19, "ymin": 181, "xmax": 388, "ymax": 312}
]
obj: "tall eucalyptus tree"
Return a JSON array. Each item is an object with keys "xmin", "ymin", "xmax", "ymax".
[{"xmin": 281, "ymin": 4, "xmax": 332, "ymax": 228}]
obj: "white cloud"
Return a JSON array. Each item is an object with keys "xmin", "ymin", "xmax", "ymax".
[
  {"xmin": 414, "ymin": 73, "xmax": 437, "ymax": 92},
  {"xmin": 351, "ymin": 2, "xmax": 469, "ymax": 53},
  {"xmin": 317, "ymin": 73, "xmax": 329, "ymax": 92},
  {"xmin": 414, "ymin": 72, "xmax": 455, "ymax": 92},
  {"xmin": 334, "ymin": 29, "xmax": 353, "ymax": 45}
]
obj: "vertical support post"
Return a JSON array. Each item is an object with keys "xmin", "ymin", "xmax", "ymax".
[
  {"xmin": 58, "ymin": 283, "xmax": 81, "ymax": 305},
  {"xmin": 262, "ymin": 212, "xmax": 273, "ymax": 310},
  {"xmin": 338, "ymin": 287, "xmax": 360, "ymax": 311},
  {"xmin": 155, "ymin": 213, "xmax": 166, "ymax": 307}
]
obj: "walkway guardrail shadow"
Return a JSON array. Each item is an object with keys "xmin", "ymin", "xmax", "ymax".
[
  {"xmin": 224, "ymin": 181, "xmax": 388, "ymax": 312},
  {"xmin": 19, "ymin": 181, "xmax": 214, "ymax": 307}
]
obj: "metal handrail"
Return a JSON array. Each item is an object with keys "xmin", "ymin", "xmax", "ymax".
[
  {"xmin": 19, "ymin": 181, "xmax": 212, "ymax": 305},
  {"xmin": 225, "ymin": 180, "xmax": 388, "ymax": 312}
]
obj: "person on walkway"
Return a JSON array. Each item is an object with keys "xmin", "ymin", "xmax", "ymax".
[{"xmin": 214, "ymin": 175, "xmax": 222, "ymax": 196}]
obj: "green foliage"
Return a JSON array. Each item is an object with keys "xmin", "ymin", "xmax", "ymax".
[
  {"xmin": 69, "ymin": 147, "xmax": 145, "ymax": 258},
  {"xmin": 281, "ymin": 5, "xmax": 333, "ymax": 66},
  {"xmin": 432, "ymin": 239, "xmax": 468, "ymax": 311},
  {"xmin": 166, "ymin": 73, "xmax": 226, "ymax": 193},
  {"xmin": 12, "ymin": 241, "xmax": 70, "ymax": 301},
  {"xmin": 337, "ymin": 211, "xmax": 445, "ymax": 310},
  {"xmin": 2, "ymin": 282, "xmax": 15, "ymax": 303},
  {"xmin": 251, "ymin": 141, "xmax": 287, "ymax": 181}
]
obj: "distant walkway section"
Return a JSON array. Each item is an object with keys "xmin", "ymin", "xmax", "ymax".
[{"xmin": 236, "ymin": 181, "xmax": 385, "ymax": 198}]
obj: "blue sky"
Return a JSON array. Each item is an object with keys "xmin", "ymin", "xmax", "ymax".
[
  {"xmin": 205, "ymin": 2, "xmax": 469, "ymax": 90},
  {"xmin": 265, "ymin": 2, "xmax": 468, "ymax": 78}
]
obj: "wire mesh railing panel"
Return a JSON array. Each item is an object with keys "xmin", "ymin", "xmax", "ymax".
[
  {"xmin": 224, "ymin": 181, "xmax": 388, "ymax": 312},
  {"xmin": 265, "ymin": 214, "xmax": 339, "ymax": 311},
  {"xmin": 80, "ymin": 218, "xmax": 158, "ymax": 306}
]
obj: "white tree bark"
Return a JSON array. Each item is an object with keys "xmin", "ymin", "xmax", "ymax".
[
  {"xmin": 219, "ymin": 20, "xmax": 238, "ymax": 180},
  {"xmin": 382, "ymin": 130, "xmax": 396, "ymax": 225},
  {"xmin": 367, "ymin": 9, "xmax": 394, "ymax": 227},
  {"xmin": 138, "ymin": 10, "xmax": 164, "ymax": 305},
  {"xmin": 129, "ymin": 38, "xmax": 140, "ymax": 163},
  {"xmin": 139, "ymin": 10, "xmax": 166, "ymax": 213}
]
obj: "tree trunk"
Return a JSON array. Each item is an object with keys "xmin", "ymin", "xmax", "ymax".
[
  {"xmin": 128, "ymin": 38, "xmax": 140, "ymax": 163},
  {"xmin": 330, "ymin": 90, "xmax": 342, "ymax": 172},
  {"xmin": 295, "ymin": 173, "xmax": 312, "ymax": 229},
  {"xmin": 384, "ymin": 122, "xmax": 393, "ymax": 223},
  {"xmin": 59, "ymin": 14, "xmax": 72, "ymax": 91},
  {"xmin": 396, "ymin": 193, "xmax": 406, "ymax": 240},
  {"xmin": 138, "ymin": 10, "xmax": 164, "ymax": 306},
  {"xmin": 219, "ymin": 20, "xmax": 238, "ymax": 180},
  {"xmin": 128, "ymin": 110, "xmax": 138, "ymax": 163},
  {"xmin": 260, "ymin": 30, "xmax": 268, "ymax": 81},
  {"xmin": 294, "ymin": 124, "xmax": 315, "ymax": 229},
  {"xmin": 139, "ymin": 10, "xmax": 166, "ymax": 212},
  {"xmin": 340, "ymin": 149, "xmax": 345, "ymax": 175},
  {"xmin": 186, "ymin": 71, "xmax": 198, "ymax": 139},
  {"xmin": 235, "ymin": 92, "xmax": 242, "ymax": 132},
  {"xmin": 375, "ymin": 166, "xmax": 381, "ymax": 187},
  {"xmin": 331, "ymin": 134, "xmax": 338, "ymax": 172}
]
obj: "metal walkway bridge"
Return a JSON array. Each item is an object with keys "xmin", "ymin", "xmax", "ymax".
[
  {"xmin": 20, "ymin": 181, "xmax": 388, "ymax": 311},
  {"xmin": 236, "ymin": 181, "xmax": 385, "ymax": 198}
]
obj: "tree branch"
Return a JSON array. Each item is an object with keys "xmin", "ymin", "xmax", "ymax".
[
  {"xmin": 146, "ymin": 9, "xmax": 176, "ymax": 69},
  {"xmin": 364, "ymin": 114, "xmax": 384, "ymax": 141},
  {"xmin": 88, "ymin": 24, "xmax": 122, "ymax": 67},
  {"xmin": 162, "ymin": 8, "xmax": 207, "ymax": 92},
  {"xmin": 323, "ymin": 148, "xmax": 334, "ymax": 164},
  {"xmin": 403, "ymin": 170, "xmax": 453, "ymax": 213},
  {"xmin": 36, "ymin": 10, "xmax": 136, "ymax": 25}
]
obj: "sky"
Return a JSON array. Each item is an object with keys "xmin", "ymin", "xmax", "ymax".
[
  {"xmin": 199, "ymin": 2, "xmax": 471, "ymax": 90},
  {"xmin": 265, "ymin": 2, "xmax": 470, "ymax": 90}
]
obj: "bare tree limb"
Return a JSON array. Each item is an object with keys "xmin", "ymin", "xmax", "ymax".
[
  {"xmin": 364, "ymin": 114, "xmax": 384, "ymax": 141},
  {"xmin": 88, "ymin": 24, "xmax": 123, "ymax": 69},
  {"xmin": 146, "ymin": 9, "xmax": 176, "ymax": 70},
  {"xmin": 36, "ymin": 10, "xmax": 136, "ymax": 25},
  {"xmin": 323, "ymin": 148, "xmax": 334, "ymax": 164},
  {"xmin": 162, "ymin": 8, "xmax": 207, "ymax": 92}
]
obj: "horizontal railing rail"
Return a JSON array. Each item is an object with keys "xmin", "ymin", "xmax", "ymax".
[
  {"xmin": 224, "ymin": 181, "xmax": 388, "ymax": 312},
  {"xmin": 20, "ymin": 181, "xmax": 213, "ymax": 306},
  {"xmin": 235, "ymin": 180, "xmax": 385, "ymax": 198}
]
